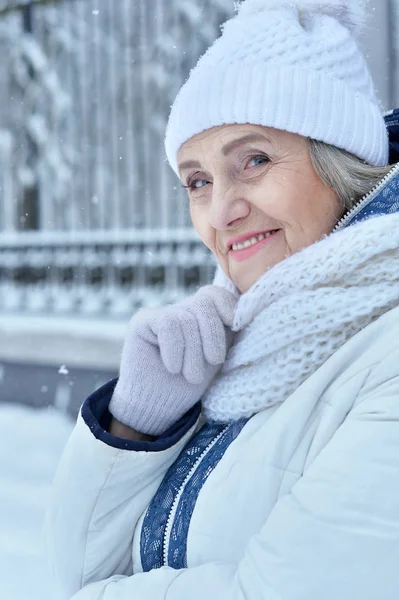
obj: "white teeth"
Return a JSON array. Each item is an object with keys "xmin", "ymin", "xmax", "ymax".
[{"xmin": 231, "ymin": 230, "xmax": 275, "ymax": 252}]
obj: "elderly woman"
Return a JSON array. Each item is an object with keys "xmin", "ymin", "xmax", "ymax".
[{"xmin": 45, "ymin": 1, "xmax": 399, "ymax": 599}]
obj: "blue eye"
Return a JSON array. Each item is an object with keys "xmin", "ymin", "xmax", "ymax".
[
  {"xmin": 248, "ymin": 155, "xmax": 269, "ymax": 168},
  {"xmin": 182, "ymin": 178, "xmax": 209, "ymax": 192},
  {"xmin": 192, "ymin": 179, "xmax": 208, "ymax": 189}
]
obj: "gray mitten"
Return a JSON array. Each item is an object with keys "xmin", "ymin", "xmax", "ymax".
[{"xmin": 109, "ymin": 285, "xmax": 237, "ymax": 436}]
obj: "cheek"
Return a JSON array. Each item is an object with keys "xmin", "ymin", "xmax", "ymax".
[
  {"xmin": 285, "ymin": 181, "xmax": 340, "ymax": 237},
  {"xmin": 190, "ymin": 205, "xmax": 214, "ymax": 250},
  {"xmin": 257, "ymin": 179, "xmax": 302, "ymax": 223}
]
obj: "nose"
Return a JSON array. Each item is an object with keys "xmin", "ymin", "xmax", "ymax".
[{"xmin": 208, "ymin": 179, "xmax": 250, "ymax": 231}]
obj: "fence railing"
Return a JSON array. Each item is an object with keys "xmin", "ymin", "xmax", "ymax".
[
  {"xmin": 0, "ymin": 0, "xmax": 231, "ymax": 315},
  {"xmin": 0, "ymin": 229, "xmax": 216, "ymax": 315},
  {"xmin": 0, "ymin": 0, "xmax": 396, "ymax": 317}
]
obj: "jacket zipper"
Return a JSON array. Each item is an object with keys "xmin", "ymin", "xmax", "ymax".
[
  {"xmin": 159, "ymin": 152, "xmax": 399, "ymax": 567},
  {"xmin": 162, "ymin": 425, "xmax": 229, "ymax": 567},
  {"xmin": 331, "ymin": 163, "xmax": 399, "ymax": 234}
]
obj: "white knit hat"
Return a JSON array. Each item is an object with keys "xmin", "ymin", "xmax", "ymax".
[{"xmin": 165, "ymin": 0, "xmax": 389, "ymax": 174}]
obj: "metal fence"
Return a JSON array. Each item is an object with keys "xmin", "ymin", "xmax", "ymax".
[
  {"xmin": 0, "ymin": 0, "xmax": 233, "ymax": 316},
  {"xmin": 0, "ymin": 0, "xmax": 397, "ymax": 317}
]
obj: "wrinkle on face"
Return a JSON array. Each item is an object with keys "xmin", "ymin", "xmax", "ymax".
[{"xmin": 178, "ymin": 124, "xmax": 341, "ymax": 293}]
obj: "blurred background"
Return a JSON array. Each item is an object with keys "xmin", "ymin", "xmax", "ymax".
[{"xmin": 0, "ymin": 1, "xmax": 397, "ymax": 598}]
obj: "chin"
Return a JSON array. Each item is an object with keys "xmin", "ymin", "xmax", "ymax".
[
  {"xmin": 231, "ymin": 273, "xmax": 260, "ymax": 294},
  {"xmin": 231, "ymin": 264, "xmax": 275, "ymax": 294}
]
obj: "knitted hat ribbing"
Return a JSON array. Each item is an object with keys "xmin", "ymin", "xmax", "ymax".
[{"xmin": 165, "ymin": 0, "xmax": 389, "ymax": 174}]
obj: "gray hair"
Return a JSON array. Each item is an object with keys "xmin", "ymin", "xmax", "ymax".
[{"xmin": 308, "ymin": 138, "xmax": 392, "ymax": 213}]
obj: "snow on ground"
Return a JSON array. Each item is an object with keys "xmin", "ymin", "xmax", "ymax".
[{"xmin": 0, "ymin": 402, "xmax": 74, "ymax": 600}]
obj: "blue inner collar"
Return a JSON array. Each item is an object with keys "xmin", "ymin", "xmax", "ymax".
[{"xmin": 341, "ymin": 108, "xmax": 399, "ymax": 229}]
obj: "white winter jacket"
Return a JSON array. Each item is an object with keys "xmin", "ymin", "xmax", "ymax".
[
  {"xmin": 45, "ymin": 110, "xmax": 399, "ymax": 600},
  {"xmin": 45, "ymin": 303, "xmax": 399, "ymax": 600}
]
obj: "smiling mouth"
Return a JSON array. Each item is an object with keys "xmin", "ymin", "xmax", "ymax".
[
  {"xmin": 228, "ymin": 229, "xmax": 280, "ymax": 263},
  {"xmin": 230, "ymin": 230, "xmax": 279, "ymax": 251}
]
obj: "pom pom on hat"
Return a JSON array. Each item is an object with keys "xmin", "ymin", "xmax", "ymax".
[{"xmin": 236, "ymin": 0, "xmax": 367, "ymax": 39}]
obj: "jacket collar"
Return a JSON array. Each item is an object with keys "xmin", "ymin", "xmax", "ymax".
[{"xmin": 342, "ymin": 108, "xmax": 399, "ymax": 230}]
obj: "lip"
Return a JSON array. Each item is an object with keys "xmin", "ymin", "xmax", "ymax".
[
  {"xmin": 226, "ymin": 229, "xmax": 278, "ymax": 250},
  {"xmin": 228, "ymin": 229, "xmax": 280, "ymax": 263}
]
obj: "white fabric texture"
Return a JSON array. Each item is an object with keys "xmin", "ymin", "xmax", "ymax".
[
  {"xmin": 204, "ymin": 212, "xmax": 399, "ymax": 422},
  {"xmin": 165, "ymin": 0, "xmax": 388, "ymax": 173},
  {"xmin": 45, "ymin": 303, "xmax": 399, "ymax": 600}
]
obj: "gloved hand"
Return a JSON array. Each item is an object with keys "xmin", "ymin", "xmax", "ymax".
[{"xmin": 109, "ymin": 285, "xmax": 238, "ymax": 436}]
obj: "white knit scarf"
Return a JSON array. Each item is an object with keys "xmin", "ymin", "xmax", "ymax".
[{"xmin": 203, "ymin": 213, "xmax": 399, "ymax": 423}]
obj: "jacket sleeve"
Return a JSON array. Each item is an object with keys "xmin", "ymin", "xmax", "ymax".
[
  {"xmin": 68, "ymin": 351, "xmax": 399, "ymax": 600},
  {"xmin": 43, "ymin": 380, "xmax": 201, "ymax": 600}
]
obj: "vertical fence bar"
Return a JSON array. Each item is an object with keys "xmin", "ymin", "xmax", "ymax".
[
  {"xmin": 141, "ymin": 0, "xmax": 153, "ymax": 230},
  {"xmin": 91, "ymin": 0, "xmax": 105, "ymax": 230},
  {"xmin": 107, "ymin": 0, "xmax": 121, "ymax": 230},
  {"xmin": 61, "ymin": 0, "xmax": 77, "ymax": 231},
  {"xmin": 0, "ymin": 132, "xmax": 15, "ymax": 231},
  {"xmin": 121, "ymin": 0, "xmax": 135, "ymax": 229},
  {"xmin": 131, "ymin": 0, "xmax": 145, "ymax": 229},
  {"xmin": 155, "ymin": 0, "xmax": 170, "ymax": 233},
  {"xmin": 390, "ymin": 0, "xmax": 399, "ymax": 107}
]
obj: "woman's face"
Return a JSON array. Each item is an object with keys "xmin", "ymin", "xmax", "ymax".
[{"xmin": 177, "ymin": 124, "xmax": 342, "ymax": 293}]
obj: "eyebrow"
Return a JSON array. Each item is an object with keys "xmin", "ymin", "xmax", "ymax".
[
  {"xmin": 178, "ymin": 133, "xmax": 272, "ymax": 174},
  {"xmin": 221, "ymin": 133, "xmax": 271, "ymax": 156}
]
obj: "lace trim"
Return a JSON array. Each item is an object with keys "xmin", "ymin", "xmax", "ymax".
[
  {"xmin": 168, "ymin": 418, "xmax": 249, "ymax": 569},
  {"xmin": 140, "ymin": 421, "xmax": 225, "ymax": 572},
  {"xmin": 348, "ymin": 177, "xmax": 399, "ymax": 227}
]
